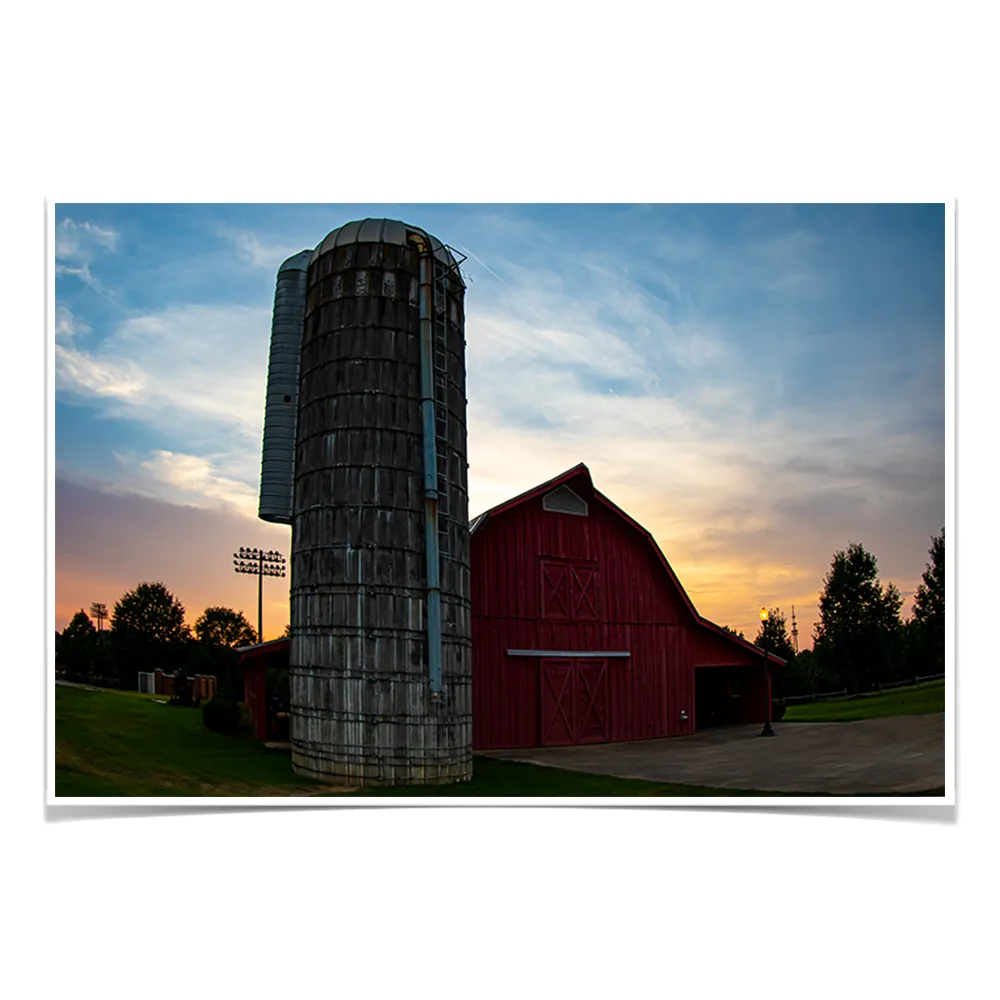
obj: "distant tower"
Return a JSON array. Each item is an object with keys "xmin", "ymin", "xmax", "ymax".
[{"xmin": 791, "ymin": 605, "xmax": 799, "ymax": 653}]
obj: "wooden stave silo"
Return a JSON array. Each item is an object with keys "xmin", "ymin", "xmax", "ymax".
[{"xmin": 289, "ymin": 219, "xmax": 472, "ymax": 786}]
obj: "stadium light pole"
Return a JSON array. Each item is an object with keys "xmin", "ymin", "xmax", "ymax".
[
  {"xmin": 233, "ymin": 547, "xmax": 287, "ymax": 644},
  {"xmin": 759, "ymin": 607, "xmax": 775, "ymax": 737}
]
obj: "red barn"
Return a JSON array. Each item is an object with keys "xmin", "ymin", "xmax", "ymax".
[
  {"xmin": 470, "ymin": 463, "xmax": 782, "ymax": 750},
  {"xmin": 239, "ymin": 462, "xmax": 781, "ymax": 751}
]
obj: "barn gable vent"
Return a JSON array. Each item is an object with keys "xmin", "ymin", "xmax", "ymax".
[{"xmin": 542, "ymin": 485, "xmax": 588, "ymax": 516}]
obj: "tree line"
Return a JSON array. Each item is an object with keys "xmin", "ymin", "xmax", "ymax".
[
  {"xmin": 734, "ymin": 529, "xmax": 945, "ymax": 697},
  {"xmin": 55, "ymin": 582, "xmax": 260, "ymax": 698},
  {"xmin": 60, "ymin": 529, "xmax": 944, "ymax": 703}
]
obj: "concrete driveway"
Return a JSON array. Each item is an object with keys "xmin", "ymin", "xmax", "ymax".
[{"xmin": 484, "ymin": 714, "xmax": 945, "ymax": 795}]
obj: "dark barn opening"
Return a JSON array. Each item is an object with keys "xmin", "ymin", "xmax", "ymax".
[
  {"xmin": 695, "ymin": 666, "xmax": 731, "ymax": 728},
  {"xmin": 695, "ymin": 664, "xmax": 764, "ymax": 728}
]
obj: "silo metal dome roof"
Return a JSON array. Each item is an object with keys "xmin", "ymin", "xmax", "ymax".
[
  {"xmin": 311, "ymin": 218, "xmax": 464, "ymax": 284},
  {"xmin": 277, "ymin": 249, "xmax": 313, "ymax": 274}
]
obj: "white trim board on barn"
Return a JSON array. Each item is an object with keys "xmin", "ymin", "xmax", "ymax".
[{"xmin": 506, "ymin": 649, "xmax": 631, "ymax": 658}]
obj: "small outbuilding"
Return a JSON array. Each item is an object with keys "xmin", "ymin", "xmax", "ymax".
[
  {"xmin": 469, "ymin": 463, "xmax": 782, "ymax": 750},
  {"xmin": 238, "ymin": 637, "xmax": 291, "ymax": 742}
]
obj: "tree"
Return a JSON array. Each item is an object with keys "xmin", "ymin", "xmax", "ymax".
[
  {"xmin": 59, "ymin": 609, "xmax": 98, "ymax": 682},
  {"xmin": 62, "ymin": 609, "xmax": 97, "ymax": 642},
  {"xmin": 720, "ymin": 624, "xmax": 745, "ymax": 640},
  {"xmin": 110, "ymin": 582, "xmax": 189, "ymax": 686},
  {"xmin": 111, "ymin": 582, "xmax": 188, "ymax": 643},
  {"xmin": 812, "ymin": 542, "xmax": 903, "ymax": 692},
  {"xmin": 190, "ymin": 606, "xmax": 258, "ymax": 698},
  {"xmin": 194, "ymin": 607, "xmax": 258, "ymax": 649},
  {"xmin": 754, "ymin": 608, "xmax": 796, "ymax": 662},
  {"xmin": 910, "ymin": 529, "xmax": 945, "ymax": 675},
  {"xmin": 782, "ymin": 647, "xmax": 817, "ymax": 697}
]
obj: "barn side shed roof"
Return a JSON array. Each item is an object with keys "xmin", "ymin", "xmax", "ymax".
[
  {"xmin": 237, "ymin": 636, "xmax": 290, "ymax": 663},
  {"xmin": 468, "ymin": 463, "xmax": 785, "ymax": 666}
]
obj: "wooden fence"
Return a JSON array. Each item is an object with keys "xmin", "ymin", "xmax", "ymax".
[
  {"xmin": 137, "ymin": 669, "xmax": 217, "ymax": 700},
  {"xmin": 777, "ymin": 673, "xmax": 945, "ymax": 706}
]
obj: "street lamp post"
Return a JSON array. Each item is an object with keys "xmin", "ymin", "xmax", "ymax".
[
  {"xmin": 759, "ymin": 606, "xmax": 775, "ymax": 737},
  {"xmin": 233, "ymin": 547, "xmax": 287, "ymax": 644}
]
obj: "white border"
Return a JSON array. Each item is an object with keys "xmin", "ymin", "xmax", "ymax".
[{"xmin": 47, "ymin": 200, "xmax": 954, "ymax": 810}]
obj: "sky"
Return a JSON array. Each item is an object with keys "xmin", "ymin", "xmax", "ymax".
[{"xmin": 53, "ymin": 203, "xmax": 946, "ymax": 644}]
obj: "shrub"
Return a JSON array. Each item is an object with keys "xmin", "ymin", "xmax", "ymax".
[
  {"xmin": 202, "ymin": 696, "xmax": 242, "ymax": 735},
  {"xmin": 771, "ymin": 700, "xmax": 787, "ymax": 722}
]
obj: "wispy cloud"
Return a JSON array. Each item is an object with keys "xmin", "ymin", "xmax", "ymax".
[
  {"xmin": 55, "ymin": 306, "xmax": 89, "ymax": 340},
  {"xmin": 139, "ymin": 450, "xmax": 259, "ymax": 517},
  {"xmin": 461, "ymin": 229, "xmax": 940, "ymax": 638},
  {"xmin": 55, "ymin": 217, "xmax": 121, "ymax": 300},
  {"xmin": 53, "ymin": 203, "xmax": 945, "ymax": 643},
  {"xmin": 57, "ymin": 302, "xmax": 270, "ymax": 436},
  {"xmin": 215, "ymin": 224, "xmax": 301, "ymax": 270},
  {"xmin": 55, "ymin": 302, "xmax": 273, "ymax": 513},
  {"xmin": 55, "ymin": 218, "xmax": 119, "ymax": 258},
  {"xmin": 55, "ymin": 342, "xmax": 146, "ymax": 398}
]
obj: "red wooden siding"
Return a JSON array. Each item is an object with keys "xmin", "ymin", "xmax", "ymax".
[
  {"xmin": 471, "ymin": 465, "xmax": 775, "ymax": 750},
  {"xmin": 244, "ymin": 659, "xmax": 268, "ymax": 741},
  {"xmin": 238, "ymin": 638, "xmax": 289, "ymax": 742}
]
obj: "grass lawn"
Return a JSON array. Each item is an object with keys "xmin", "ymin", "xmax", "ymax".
[
  {"xmin": 55, "ymin": 685, "xmax": 768, "ymax": 797},
  {"xmin": 54, "ymin": 684, "xmax": 944, "ymax": 798},
  {"xmin": 783, "ymin": 680, "xmax": 945, "ymax": 722},
  {"xmin": 55, "ymin": 685, "xmax": 326, "ymax": 797}
]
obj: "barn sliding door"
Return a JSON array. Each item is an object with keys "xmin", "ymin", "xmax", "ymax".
[{"xmin": 540, "ymin": 658, "xmax": 609, "ymax": 746}]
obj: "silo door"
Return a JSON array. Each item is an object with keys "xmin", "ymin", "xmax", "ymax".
[{"xmin": 540, "ymin": 658, "xmax": 609, "ymax": 746}]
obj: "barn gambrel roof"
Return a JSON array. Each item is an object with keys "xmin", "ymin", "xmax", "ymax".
[{"xmin": 468, "ymin": 462, "xmax": 785, "ymax": 666}]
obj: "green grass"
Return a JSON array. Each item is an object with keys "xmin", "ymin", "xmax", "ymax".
[
  {"xmin": 783, "ymin": 680, "xmax": 945, "ymax": 722},
  {"xmin": 54, "ymin": 685, "xmax": 326, "ymax": 797},
  {"xmin": 54, "ymin": 685, "xmax": 779, "ymax": 797},
  {"xmin": 54, "ymin": 683, "xmax": 944, "ymax": 798}
]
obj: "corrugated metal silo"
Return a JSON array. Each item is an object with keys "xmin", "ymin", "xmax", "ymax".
[
  {"xmin": 289, "ymin": 219, "xmax": 472, "ymax": 785},
  {"xmin": 259, "ymin": 250, "xmax": 312, "ymax": 524}
]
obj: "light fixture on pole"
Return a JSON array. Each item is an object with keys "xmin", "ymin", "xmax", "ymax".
[
  {"xmin": 759, "ymin": 606, "xmax": 775, "ymax": 737},
  {"xmin": 233, "ymin": 547, "xmax": 287, "ymax": 644}
]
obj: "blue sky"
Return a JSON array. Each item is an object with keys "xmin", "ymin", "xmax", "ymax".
[{"xmin": 54, "ymin": 203, "xmax": 946, "ymax": 640}]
